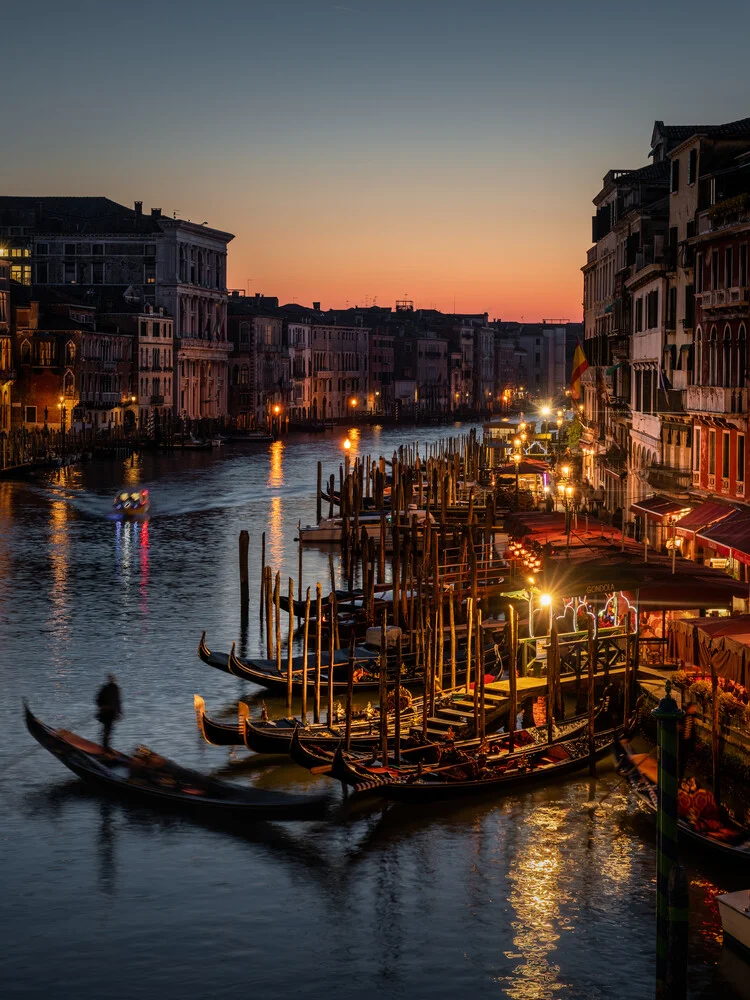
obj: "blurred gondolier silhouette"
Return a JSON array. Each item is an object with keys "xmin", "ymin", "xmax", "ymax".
[{"xmin": 96, "ymin": 675, "xmax": 122, "ymax": 751}]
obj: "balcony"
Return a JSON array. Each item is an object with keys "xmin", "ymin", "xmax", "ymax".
[
  {"xmin": 685, "ymin": 385, "xmax": 747, "ymax": 416},
  {"xmin": 150, "ymin": 394, "xmax": 165, "ymax": 405},
  {"xmin": 647, "ymin": 464, "xmax": 692, "ymax": 492},
  {"xmin": 696, "ymin": 287, "xmax": 750, "ymax": 311},
  {"xmin": 0, "ymin": 367, "xmax": 16, "ymax": 382},
  {"xmin": 656, "ymin": 389, "xmax": 685, "ymax": 414},
  {"xmin": 78, "ymin": 391, "xmax": 121, "ymax": 407}
]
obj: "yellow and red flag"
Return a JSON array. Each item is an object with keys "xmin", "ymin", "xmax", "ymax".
[{"xmin": 570, "ymin": 342, "xmax": 589, "ymax": 401}]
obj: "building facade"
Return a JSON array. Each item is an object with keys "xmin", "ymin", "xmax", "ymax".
[{"xmin": 0, "ymin": 258, "xmax": 11, "ymax": 433}]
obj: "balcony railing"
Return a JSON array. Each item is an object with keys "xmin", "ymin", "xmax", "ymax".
[
  {"xmin": 78, "ymin": 391, "xmax": 122, "ymax": 407},
  {"xmin": 150, "ymin": 394, "xmax": 165, "ymax": 405},
  {"xmin": 696, "ymin": 287, "xmax": 750, "ymax": 310},
  {"xmin": 647, "ymin": 464, "xmax": 692, "ymax": 492},
  {"xmin": 686, "ymin": 385, "xmax": 747, "ymax": 415}
]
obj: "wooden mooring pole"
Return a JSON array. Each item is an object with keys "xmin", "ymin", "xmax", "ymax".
[{"xmin": 239, "ymin": 530, "xmax": 249, "ymax": 607}]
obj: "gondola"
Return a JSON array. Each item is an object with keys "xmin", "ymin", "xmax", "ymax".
[
  {"xmin": 24, "ymin": 705, "xmax": 330, "ymax": 822},
  {"xmin": 290, "ymin": 708, "xmax": 599, "ymax": 779},
  {"xmin": 244, "ymin": 707, "xmax": 419, "ymax": 754},
  {"xmin": 615, "ymin": 739, "xmax": 750, "ymax": 862},
  {"xmin": 198, "ymin": 632, "xmax": 386, "ymax": 693},
  {"xmin": 198, "ymin": 632, "xmax": 500, "ymax": 695},
  {"xmin": 339, "ymin": 730, "xmax": 616, "ymax": 802},
  {"xmin": 279, "ymin": 589, "xmax": 365, "ymax": 618},
  {"xmin": 193, "ymin": 695, "xmax": 250, "ymax": 747},
  {"xmin": 194, "ymin": 693, "xmax": 397, "ymax": 750}
]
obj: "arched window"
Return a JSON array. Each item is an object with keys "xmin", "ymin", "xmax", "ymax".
[
  {"xmin": 20, "ymin": 340, "xmax": 31, "ymax": 363},
  {"xmin": 239, "ymin": 322, "xmax": 250, "ymax": 345},
  {"xmin": 66, "ymin": 340, "xmax": 76, "ymax": 364},
  {"xmin": 709, "ymin": 326, "xmax": 718, "ymax": 385},
  {"xmin": 738, "ymin": 325, "xmax": 747, "ymax": 389},
  {"xmin": 723, "ymin": 325, "xmax": 732, "ymax": 387},
  {"xmin": 695, "ymin": 326, "xmax": 703, "ymax": 384}
]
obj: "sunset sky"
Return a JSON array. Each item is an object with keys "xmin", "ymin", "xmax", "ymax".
[{"xmin": 5, "ymin": 0, "xmax": 750, "ymax": 321}]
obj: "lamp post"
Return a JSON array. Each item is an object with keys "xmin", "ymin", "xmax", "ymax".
[
  {"xmin": 512, "ymin": 451, "xmax": 521, "ymax": 509},
  {"xmin": 343, "ymin": 436, "xmax": 351, "ymax": 478},
  {"xmin": 350, "ymin": 397, "xmax": 357, "ymax": 425},
  {"xmin": 541, "ymin": 406, "xmax": 550, "ymax": 454},
  {"xmin": 57, "ymin": 396, "xmax": 67, "ymax": 464}
]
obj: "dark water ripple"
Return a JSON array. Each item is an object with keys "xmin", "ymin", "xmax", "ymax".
[{"xmin": 0, "ymin": 425, "xmax": 745, "ymax": 999}]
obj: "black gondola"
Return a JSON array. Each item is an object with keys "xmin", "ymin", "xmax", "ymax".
[
  {"xmin": 615, "ymin": 738, "xmax": 750, "ymax": 862},
  {"xmin": 198, "ymin": 632, "xmax": 500, "ymax": 695},
  {"xmin": 25, "ymin": 704, "xmax": 329, "ymax": 822},
  {"xmin": 198, "ymin": 632, "xmax": 390, "ymax": 693},
  {"xmin": 193, "ymin": 695, "xmax": 250, "ymax": 747},
  {"xmin": 329, "ymin": 730, "xmax": 616, "ymax": 802},
  {"xmin": 290, "ymin": 710, "xmax": 598, "ymax": 778}
]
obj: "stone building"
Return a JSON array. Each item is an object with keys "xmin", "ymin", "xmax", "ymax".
[
  {"xmin": 0, "ymin": 257, "xmax": 11, "ymax": 433},
  {"xmin": 688, "ymin": 153, "xmax": 750, "ymax": 504},
  {"xmin": 581, "ymin": 116, "xmax": 750, "ymax": 536},
  {"xmin": 310, "ymin": 321, "xmax": 369, "ymax": 421},
  {"xmin": 287, "ymin": 319, "xmax": 312, "ymax": 421},
  {"xmin": 0, "ymin": 198, "xmax": 233, "ymax": 422},
  {"xmin": 101, "ymin": 302, "xmax": 174, "ymax": 432}
]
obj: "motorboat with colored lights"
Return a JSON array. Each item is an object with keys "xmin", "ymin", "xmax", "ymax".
[{"xmin": 113, "ymin": 489, "xmax": 150, "ymax": 516}]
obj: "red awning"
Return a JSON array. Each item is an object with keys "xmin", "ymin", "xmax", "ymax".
[
  {"xmin": 674, "ymin": 501, "xmax": 735, "ymax": 539},
  {"xmin": 697, "ymin": 512, "xmax": 750, "ymax": 565},
  {"xmin": 630, "ymin": 495, "xmax": 688, "ymax": 522},
  {"xmin": 623, "ymin": 574, "xmax": 748, "ymax": 609}
]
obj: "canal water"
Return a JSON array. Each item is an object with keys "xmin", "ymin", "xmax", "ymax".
[{"xmin": 0, "ymin": 425, "xmax": 745, "ymax": 999}]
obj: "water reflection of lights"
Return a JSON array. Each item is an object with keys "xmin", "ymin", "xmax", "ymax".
[
  {"xmin": 267, "ymin": 442, "xmax": 285, "ymax": 566},
  {"xmin": 123, "ymin": 456, "xmax": 142, "ymax": 487},
  {"xmin": 347, "ymin": 427, "xmax": 361, "ymax": 456},
  {"xmin": 114, "ymin": 519, "xmax": 150, "ymax": 617},
  {"xmin": 139, "ymin": 519, "xmax": 150, "ymax": 616},
  {"xmin": 268, "ymin": 440, "xmax": 284, "ymax": 488},
  {"xmin": 49, "ymin": 500, "xmax": 72, "ymax": 646},
  {"xmin": 504, "ymin": 807, "xmax": 569, "ymax": 1000}
]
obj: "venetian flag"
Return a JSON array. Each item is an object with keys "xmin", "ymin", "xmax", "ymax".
[{"xmin": 570, "ymin": 342, "xmax": 589, "ymax": 401}]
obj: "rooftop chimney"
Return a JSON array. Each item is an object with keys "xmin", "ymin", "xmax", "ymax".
[
  {"xmin": 313, "ymin": 301, "xmax": 321, "ymax": 311},
  {"xmin": 150, "ymin": 207, "xmax": 161, "ymax": 218},
  {"xmin": 134, "ymin": 201, "xmax": 143, "ymax": 217}
]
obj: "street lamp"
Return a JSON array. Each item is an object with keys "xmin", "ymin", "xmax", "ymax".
[
  {"xmin": 541, "ymin": 406, "xmax": 550, "ymax": 453},
  {"xmin": 57, "ymin": 395, "xmax": 66, "ymax": 463}
]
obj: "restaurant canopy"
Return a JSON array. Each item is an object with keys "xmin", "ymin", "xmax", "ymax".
[
  {"xmin": 669, "ymin": 615, "xmax": 750, "ymax": 686},
  {"xmin": 630, "ymin": 495, "xmax": 690, "ymax": 522},
  {"xmin": 697, "ymin": 511, "xmax": 750, "ymax": 565},
  {"xmin": 495, "ymin": 459, "xmax": 550, "ymax": 476},
  {"xmin": 674, "ymin": 501, "xmax": 735, "ymax": 539}
]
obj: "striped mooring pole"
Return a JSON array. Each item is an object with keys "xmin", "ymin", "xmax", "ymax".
[{"xmin": 652, "ymin": 680, "xmax": 684, "ymax": 999}]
